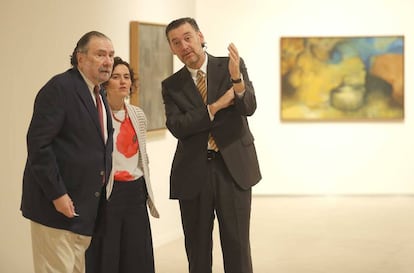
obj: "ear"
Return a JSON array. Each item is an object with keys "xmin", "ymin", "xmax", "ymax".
[
  {"xmin": 76, "ymin": 51, "xmax": 84, "ymax": 65},
  {"xmin": 198, "ymin": 31, "xmax": 205, "ymax": 46}
]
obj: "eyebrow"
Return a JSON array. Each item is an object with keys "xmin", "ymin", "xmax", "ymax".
[
  {"xmin": 171, "ymin": 31, "xmax": 193, "ymax": 42},
  {"xmin": 95, "ymin": 49, "xmax": 115, "ymax": 55}
]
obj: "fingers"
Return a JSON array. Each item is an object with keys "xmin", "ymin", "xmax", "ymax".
[
  {"xmin": 53, "ymin": 194, "xmax": 77, "ymax": 218},
  {"xmin": 66, "ymin": 199, "xmax": 77, "ymax": 218},
  {"xmin": 225, "ymin": 87, "xmax": 236, "ymax": 103},
  {"xmin": 227, "ymin": 43, "xmax": 240, "ymax": 62},
  {"xmin": 228, "ymin": 43, "xmax": 241, "ymax": 79},
  {"xmin": 228, "ymin": 43, "xmax": 239, "ymax": 55},
  {"xmin": 69, "ymin": 201, "xmax": 77, "ymax": 217}
]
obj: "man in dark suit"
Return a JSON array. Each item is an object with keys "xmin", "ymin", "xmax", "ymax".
[
  {"xmin": 162, "ymin": 18, "xmax": 261, "ymax": 273},
  {"xmin": 21, "ymin": 31, "xmax": 114, "ymax": 273}
]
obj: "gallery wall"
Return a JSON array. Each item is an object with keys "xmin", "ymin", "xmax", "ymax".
[{"xmin": 196, "ymin": 0, "xmax": 414, "ymax": 195}]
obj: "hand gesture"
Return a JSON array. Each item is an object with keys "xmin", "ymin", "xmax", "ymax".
[
  {"xmin": 228, "ymin": 43, "xmax": 241, "ymax": 80},
  {"xmin": 53, "ymin": 193, "xmax": 77, "ymax": 218},
  {"xmin": 209, "ymin": 88, "xmax": 235, "ymax": 116}
]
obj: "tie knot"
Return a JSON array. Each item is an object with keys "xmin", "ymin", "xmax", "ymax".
[
  {"xmin": 93, "ymin": 85, "xmax": 100, "ymax": 95},
  {"xmin": 197, "ymin": 70, "xmax": 204, "ymax": 79}
]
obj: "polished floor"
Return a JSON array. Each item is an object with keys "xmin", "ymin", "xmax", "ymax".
[{"xmin": 154, "ymin": 196, "xmax": 414, "ymax": 273}]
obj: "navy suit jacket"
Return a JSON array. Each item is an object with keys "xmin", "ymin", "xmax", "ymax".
[
  {"xmin": 21, "ymin": 68, "xmax": 113, "ymax": 236},
  {"xmin": 162, "ymin": 54, "xmax": 261, "ymax": 200}
]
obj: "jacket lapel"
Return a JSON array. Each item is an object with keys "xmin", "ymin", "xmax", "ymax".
[
  {"xmin": 71, "ymin": 69, "xmax": 106, "ymax": 143},
  {"xmin": 177, "ymin": 67, "xmax": 206, "ymax": 106},
  {"xmin": 206, "ymin": 55, "xmax": 228, "ymax": 104}
]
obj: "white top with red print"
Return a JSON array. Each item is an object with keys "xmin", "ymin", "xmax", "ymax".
[{"xmin": 112, "ymin": 109, "xmax": 143, "ymax": 181}]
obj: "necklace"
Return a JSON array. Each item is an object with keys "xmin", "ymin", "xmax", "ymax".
[{"xmin": 111, "ymin": 104, "xmax": 128, "ymax": 123}]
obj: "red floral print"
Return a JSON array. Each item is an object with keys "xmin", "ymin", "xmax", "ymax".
[{"xmin": 116, "ymin": 117, "xmax": 139, "ymax": 158}]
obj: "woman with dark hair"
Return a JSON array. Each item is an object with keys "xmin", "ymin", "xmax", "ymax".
[{"xmin": 87, "ymin": 56, "xmax": 159, "ymax": 273}]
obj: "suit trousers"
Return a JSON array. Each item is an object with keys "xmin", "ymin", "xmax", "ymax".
[
  {"xmin": 85, "ymin": 177, "xmax": 154, "ymax": 273},
  {"xmin": 179, "ymin": 154, "xmax": 253, "ymax": 273},
  {"xmin": 31, "ymin": 221, "xmax": 91, "ymax": 273}
]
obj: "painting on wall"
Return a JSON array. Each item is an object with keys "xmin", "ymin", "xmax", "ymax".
[
  {"xmin": 130, "ymin": 21, "xmax": 173, "ymax": 130},
  {"xmin": 280, "ymin": 36, "xmax": 404, "ymax": 121}
]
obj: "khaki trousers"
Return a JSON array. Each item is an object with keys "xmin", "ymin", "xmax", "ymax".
[{"xmin": 31, "ymin": 221, "xmax": 91, "ymax": 273}]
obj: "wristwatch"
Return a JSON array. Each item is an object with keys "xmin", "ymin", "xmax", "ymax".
[{"xmin": 231, "ymin": 78, "xmax": 242, "ymax": 84}]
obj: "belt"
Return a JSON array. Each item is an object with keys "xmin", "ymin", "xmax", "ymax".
[{"xmin": 207, "ymin": 150, "xmax": 221, "ymax": 160}]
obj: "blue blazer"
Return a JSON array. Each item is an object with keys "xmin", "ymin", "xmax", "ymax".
[
  {"xmin": 162, "ymin": 54, "xmax": 261, "ymax": 200},
  {"xmin": 21, "ymin": 68, "xmax": 113, "ymax": 236}
]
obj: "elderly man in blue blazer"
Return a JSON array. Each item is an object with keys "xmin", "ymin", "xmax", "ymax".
[{"xmin": 21, "ymin": 31, "xmax": 114, "ymax": 273}]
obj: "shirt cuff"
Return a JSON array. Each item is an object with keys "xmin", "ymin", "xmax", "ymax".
[
  {"xmin": 207, "ymin": 105, "xmax": 214, "ymax": 120},
  {"xmin": 235, "ymin": 90, "xmax": 246, "ymax": 97}
]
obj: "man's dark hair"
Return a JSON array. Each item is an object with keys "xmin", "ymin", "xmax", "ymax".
[
  {"xmin": 70, "ymin": 31, "xmax": 110, "ymax": 67},
  {"xmin": 165, "ymin": 17, "xmax": 206, "ymax": 47}
]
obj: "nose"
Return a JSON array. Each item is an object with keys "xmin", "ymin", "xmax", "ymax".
[
  {"xmin": 181, "ymin": 40, "xmax": 189, "ymax": 50},
  {"xmin": 104, "ymin": 55, "xmax": 114, "ymax": 66}
]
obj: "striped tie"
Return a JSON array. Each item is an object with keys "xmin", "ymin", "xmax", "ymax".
[{"xmin": 196, "ymin": 70, "xmax": 218, "ymax": 151}]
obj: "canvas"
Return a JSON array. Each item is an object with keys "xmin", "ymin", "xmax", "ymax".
[
  {"xmin": 280, "ymin": 36, "xmax": 404, "ymax": 121},
  {"xmin": 130, "ymin": 22, "xmax": 173, "ymax": 130}
]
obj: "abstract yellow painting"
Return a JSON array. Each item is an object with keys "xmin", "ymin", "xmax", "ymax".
[{"xmin": 280, "ymin": 36, "xmax": 404, "ymax": 121}]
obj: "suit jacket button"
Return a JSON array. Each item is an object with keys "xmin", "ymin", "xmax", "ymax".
[
  {"xmin": 95, "ymin": 192, "xmax": 100, "ymax": 197},
  {"xmin": 99, "ymin": 170, "xmax": 105, "ymax": 176}
]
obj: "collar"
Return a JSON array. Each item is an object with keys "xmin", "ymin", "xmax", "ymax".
[
  {"xmin": 187, "ymin": 52, "xmax": 208, "ymax": 79},
  {"xmin": 78, "ymin": 69, "xmax": 96, "ymax": 94}
]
